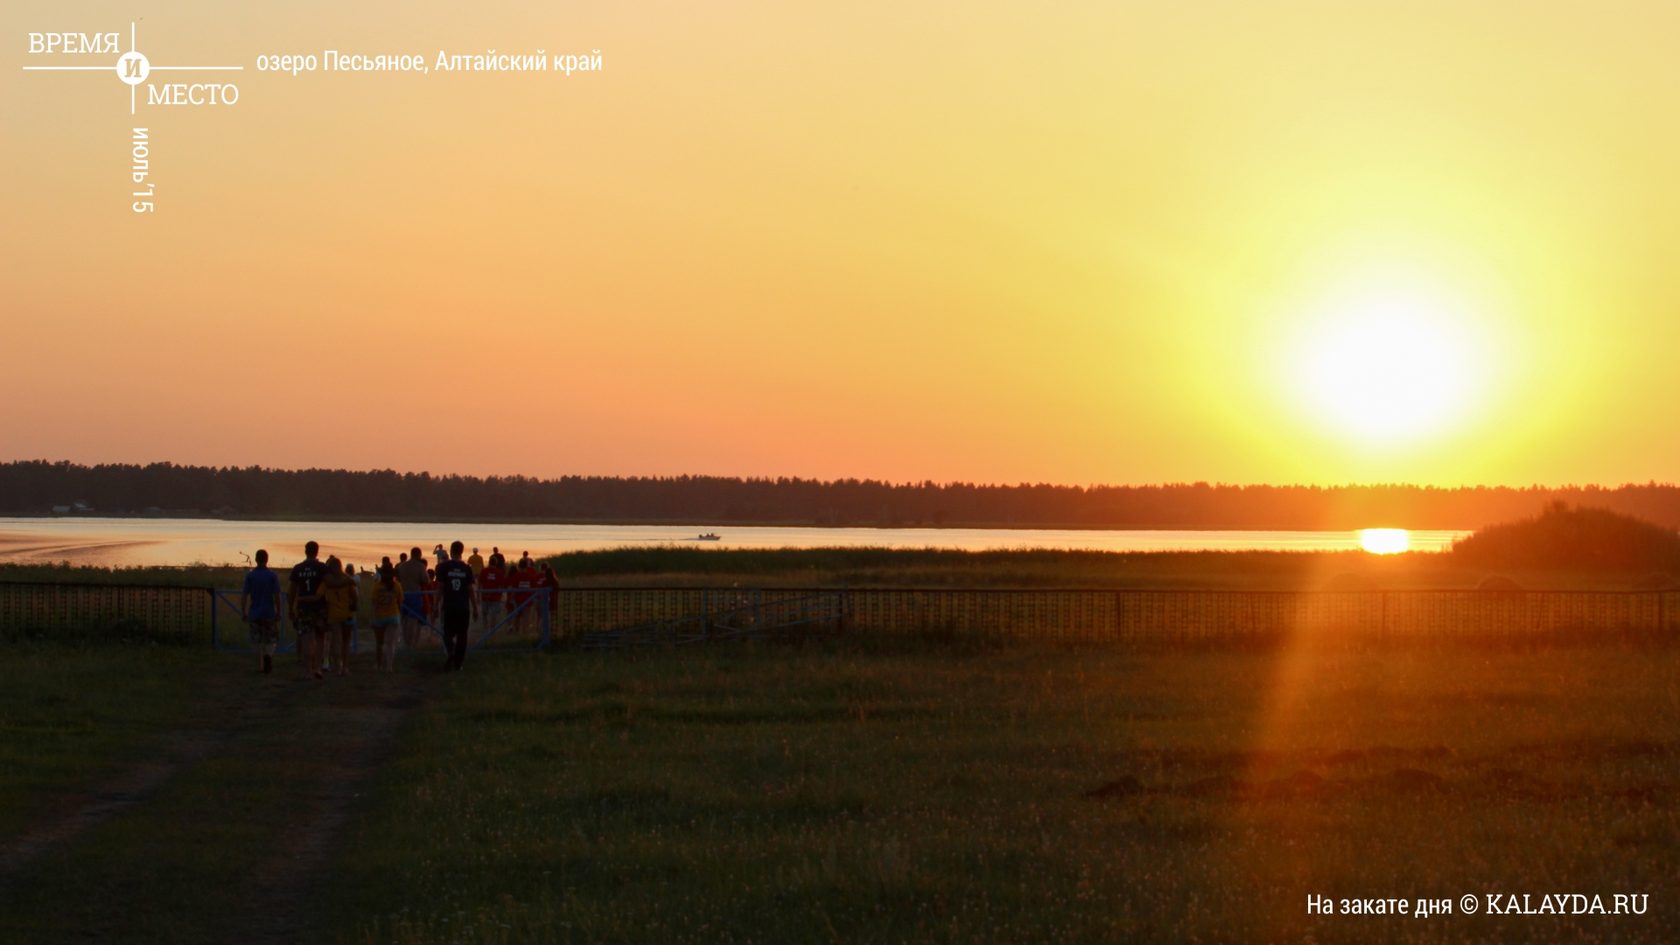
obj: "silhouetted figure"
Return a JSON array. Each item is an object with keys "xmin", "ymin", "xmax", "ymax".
[{"xmin": 436, "ymin": 540, "xmax": 479, "ymax": 671}]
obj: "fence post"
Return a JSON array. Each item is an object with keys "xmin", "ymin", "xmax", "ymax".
[
  {"xmin": 208, "ymin": 588, "xmax": 219, "ymax": 650},
  {"xmin": 539, "ymin": 594, "xmax": 551, "ymax": 650}
]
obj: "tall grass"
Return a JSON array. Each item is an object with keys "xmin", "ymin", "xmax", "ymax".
[
  {"xmin": 0, "ymin": 547, "xmax": 1662, "ymax": 598},
  {"xmin": 540, "ymin": 546, "xmax": 1644, "ymax": 591},
  {"xmin": 0, "ymin": 562, "xmax": 242, "ymax": 587},
  {"xmin": 325, "ymin": 641, "xmax": 1680, "ymax": 944}
]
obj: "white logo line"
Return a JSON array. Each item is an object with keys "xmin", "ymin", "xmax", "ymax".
[{"xmin": 21, "ymin": 22, "xmax": 244, "ymax": 114}]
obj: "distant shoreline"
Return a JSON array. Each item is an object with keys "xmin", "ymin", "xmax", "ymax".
[{"xmin": 0, "ymin": 513, "xmax": 1480, "ymax": 532}]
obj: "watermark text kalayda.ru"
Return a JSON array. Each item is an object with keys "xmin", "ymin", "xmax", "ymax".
[{"xmin": 1307, "ymin": 893, "xmax": 1650, "ymax": 918}]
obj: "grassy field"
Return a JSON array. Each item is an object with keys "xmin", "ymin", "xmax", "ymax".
[
  {"xmin": 543, "ymin": 546, "xmax": 1672, "ymax": 590},
  {"xmin": 314, "ymin": 641, "xmax": 1677, "ymax": 944},
  {"xmin": 0, "ymin": 645, "xmax": 216, "ymax": 839},
  {"xmin": 0, "ymin": 644, "xmax": 425, "ymax": 945},
  {"xmin": 4, "ymin": 633, "xmax": 1672, "ymax": 943}
]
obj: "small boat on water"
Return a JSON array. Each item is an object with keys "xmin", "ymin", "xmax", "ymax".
[{"xmin": 696, "ymin": 533, "xmax": 721, "ymax": 541}]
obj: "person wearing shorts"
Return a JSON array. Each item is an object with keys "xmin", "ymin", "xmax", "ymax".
[
  {"xmin": 289, "ymin": 541, "xmax": 329, "ymax": 680},
  {"xmin": 370, "ymin": 564, "xmax": 403, "ymax": 672},
  {"xmin": 436, "ymin": 541, "xmax": 479, "ymax": 671},
  {"xmin": 241, "ymin": 548, "xmax": 283, "ymax": 675},
  {"xmin": 396, "ymin": 546, "xmax": 429, "ymax": 649},
  {"xmin": 320, "ymin": 557, "xmax": 358, "ymax": 677}
]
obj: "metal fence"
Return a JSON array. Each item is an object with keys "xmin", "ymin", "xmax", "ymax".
[
  {"xmin": 205, "ymin": 587, "xmax": 553, "ymax": 655},
  {"xmin": 552, "ymin": 587, "xmax": 1679, "ymax": 645},
  {"xmin": 2, "ymin": 582, "xmax": 1675, "ymax": 648},
  {"xmin": 579, "ymin": 591, "xmax": 847, "ymax": 649},
  {"xmin": 840, "ymin": 587, "xmax": 1675, "ymax": 643},
  {"xmin": 0, "ymin": 581, "xmax": 212, "ymax": 641}
]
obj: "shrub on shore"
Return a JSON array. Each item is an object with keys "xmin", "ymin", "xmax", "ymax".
[{"xmin": 1451, "ymin": 502, "xmax": 1680, "ymax": 572}]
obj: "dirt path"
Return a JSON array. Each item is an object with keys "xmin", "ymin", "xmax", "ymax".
[
  {"xmin": 0, "ymin": 669, "xmax": 294, "ymax": 878},
  {"xmin": 244, "ymin": 678, "xmax": 428, "ymax": 945},
  {"xmin": 0, "ymin": 658, "xmax": 435, "ymax": 944}
]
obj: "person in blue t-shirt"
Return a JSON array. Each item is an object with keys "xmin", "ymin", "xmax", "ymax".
[{"xmin": 240, "ymin": 549, "xmax": 284, "ymax": 675}]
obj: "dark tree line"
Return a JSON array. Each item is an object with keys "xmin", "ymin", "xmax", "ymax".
[{"xmin": 6, "ymin": 460, "xmax": 1680, "ymax": 530}]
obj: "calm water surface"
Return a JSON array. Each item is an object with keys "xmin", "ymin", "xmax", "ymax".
[{"xmin": 0, "ymin": 517, "xmax": 1470, "ymax": 568}]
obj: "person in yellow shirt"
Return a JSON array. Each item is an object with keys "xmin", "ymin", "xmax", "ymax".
[
  {"xmin": 370, "ymin": 563, "xmax": 404, "ymax": 671},
  {"xmin": 467, "ymin": 546, "xmax": 485, "ymax": 575},
  {"xmin": 319, "ymin": 556, "xmax": 359, "ymax": 677}
]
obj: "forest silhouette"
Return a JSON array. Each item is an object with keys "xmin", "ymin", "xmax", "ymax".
[{"xmin": 9, "ymin": 461, "xmax": 1680, "ymax": 530}]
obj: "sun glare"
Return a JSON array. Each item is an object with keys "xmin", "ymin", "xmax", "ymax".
[
  {"xmin": 1286, "ymin": 273, "xmax": 1487, "ymax": 447},
  {"xmin": 1359, "ymin": 527, "xmax": 1411, "ymax": 555}
]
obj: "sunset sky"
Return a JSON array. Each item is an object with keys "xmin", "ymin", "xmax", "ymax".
[{"xmin": 3, "ymin": 1, "xmax": 1678, "ymax": 486}]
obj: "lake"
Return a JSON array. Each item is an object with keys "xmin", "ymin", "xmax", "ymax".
[{"xmin": 0, "ymin": 517, "xmax": 1470, "ymax": 568}]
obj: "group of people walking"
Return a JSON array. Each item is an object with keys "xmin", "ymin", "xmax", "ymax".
[{"xmin": 238, "ymin": 540, "xmax": 561, "ymax": 678}]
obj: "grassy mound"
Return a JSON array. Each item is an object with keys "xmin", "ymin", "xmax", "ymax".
[{"xmin": 1451, "ymin": 502, "xmax": 1680, "ymax": 572}]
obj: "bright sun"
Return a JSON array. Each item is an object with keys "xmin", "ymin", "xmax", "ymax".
[{"xmin": 1287, "ymin": 275, "xmax": 1485, "ymax": 445}]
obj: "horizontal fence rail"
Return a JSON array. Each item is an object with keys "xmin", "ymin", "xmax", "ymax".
[{"xmin": 2, "ymin": 582, "xmax": 1678, "ymax": 647}]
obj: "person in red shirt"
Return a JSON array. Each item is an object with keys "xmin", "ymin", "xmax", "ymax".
[
  {"xmin": 479, "ymin": 559, "xmax": 507, "ymax": 632},
  {"xmin": 512, "ymin": 561, "xmax": 540, "ymax": 635}
]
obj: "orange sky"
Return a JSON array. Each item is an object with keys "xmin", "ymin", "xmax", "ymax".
[{"xmin": 3, "ymin": 1, "xmax": 1678, "ymax": 486}]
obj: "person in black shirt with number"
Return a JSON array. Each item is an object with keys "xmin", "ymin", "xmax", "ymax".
[
  {"xmin": 289, "ymin": 541, "xmax": 330, "ymax": 680},
  {"xmin": 436, "ymin": 540, "xmax": 480, "ymax": 671}
]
